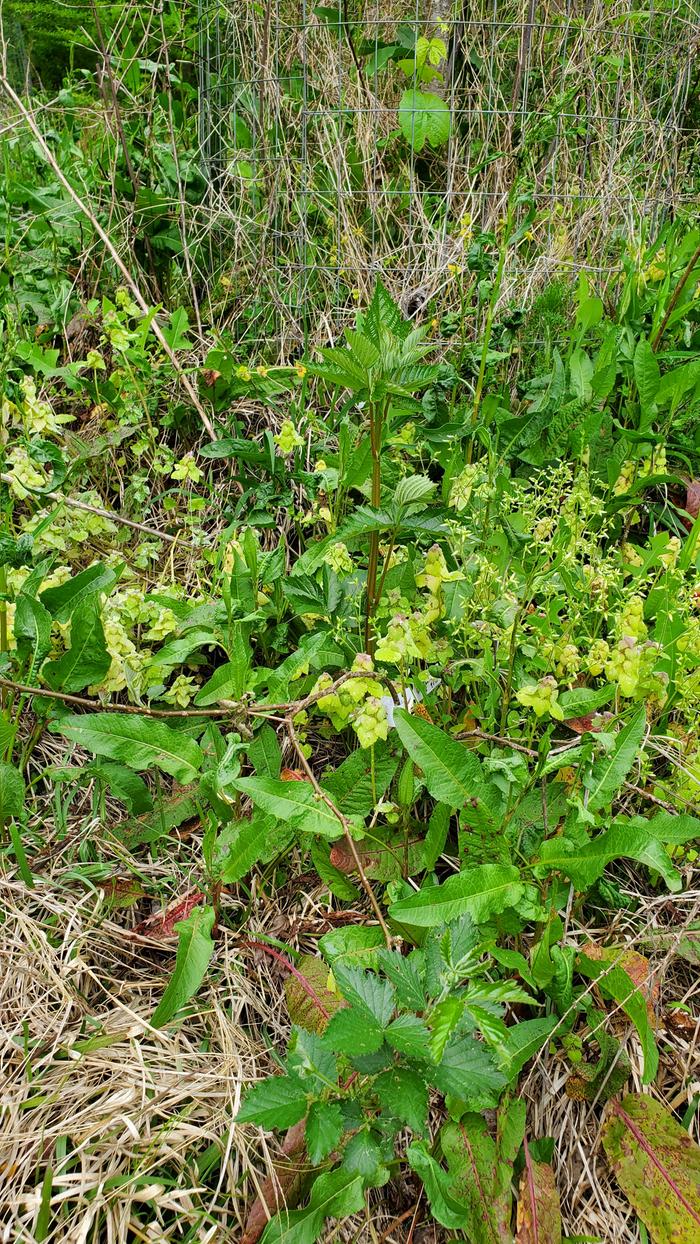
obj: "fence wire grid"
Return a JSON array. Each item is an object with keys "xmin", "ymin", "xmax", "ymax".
[{"xmin": 196, "ymin": 0, "xmax": 699, "ymax": 350}]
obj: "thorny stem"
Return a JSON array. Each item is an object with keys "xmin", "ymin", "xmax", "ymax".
[{"xmin": 286, "ymin": 714, "xmax": 393, "ymax": 949}]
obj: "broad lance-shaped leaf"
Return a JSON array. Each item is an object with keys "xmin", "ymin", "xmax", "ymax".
[
  {"xmin": 603, "ymin": 1094, "xmax": 700, "ymax": 1243},
  {"xmin": 634, "ymin": 336, "xmax": 660, "ymax": 421},
  {"xmin": 394, "ymin": 709, "xmax": 502, "ymax": 828},
  {"xmin": 516, "ymin": 1149, "xmax": 562, "ymax": 1244},
  {"xmin": 50, "ymin": 713, "xmax": 203, "ymax": 784},
  {"xmin": 90, "ymin": 762, "xmax": 152, "ymax": 814},
  {"xmin": 585, "ymin": 707, "xmax": 646, "ymax": 812},
  {"xmin": 40, "ymin": 562, "xmax": 119, "ymax": 622},
  {"xmin": 213, "ymin": 812, "xmax": 293, "ymax": 885},
  {"xmin": 43, "ymin": 596, "xmax": 111, "ymax": 692},
  {"xmin": 234, "ymin": 775, "xmax": 345, "ymax": 838},
  {"xmin": 536, "ymin": 821, "xmax": 691, "ymax": 893},
  {"xmin": 389, "ymin": 864, "xmax": 523, "ymax": 928},
  {"xmin": 436, "ymin": 1105, "xmax": 526, "ymax": 1244},
  {"xmin": 151, "ymin": 904, "xmax": 215, "ymax": 1027},
  {"xmin": 259, "ymin": 1168, "xmax": 366, "ymax": 1244},
  {"xmin": 577, "ymin": 952, "xmax": 658, "ymax": 1084},
  {"xmin": 14, "ymin": 591, "xmax": 52, "ymax": 682},
  {"xmin": 0, "ymin": 762, "xmax": 25, "ymax": 824}
]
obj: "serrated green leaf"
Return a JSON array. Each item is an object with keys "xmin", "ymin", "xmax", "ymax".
[
  {"xmin": 306, "ymin": 1102, "xmax": 344, "ymax": 1164},
  {"xmin": 375, "ymin": 1067, "xmax": 428, "ymax": 1133},
  {"xmin": 333, "ymin": 964, "xmax": 396, "ymax": 1026},
  {"xmin": 429, "ymin": 996, "xmax": 464, "ymax": 1061},
  {"xmin": 234, "ymin": 776, "xmax": 345, "ymax": 838},
  {"xmin": 394, "ymin": 475, "xmax": 436, "ymax": 507},
  {"xmin": 428, "ymin": 1036, "xmax": 506, "ymax": 1103},
  {"xmin": 388, "ymin": 864, "xmax": 523, "ymax": 927},
  {"xmin": 385, "ymin": 1013, "xmax": 432, "ymax": 1059},
  {"xmin": 323, "ymin": 1006, "xmax": 384, "ymax": 1055},
  {"xmin": 237, "ymin": 1072, "xmax": 309, "ymax": 1130},
  {"xmin": 398, "ymin": 89, "xmax": 451, "ymax": 152},
  {"xmin": 151, "ymin": 904, "xmax": 215, "ymax": 1028},
  {"xmin": 377, "ymin": 949, "xmax": 426, "ymax": 1011},
  {"xmin": 50, "ymin": 713, "xmax": 203, "ymax": 784}
]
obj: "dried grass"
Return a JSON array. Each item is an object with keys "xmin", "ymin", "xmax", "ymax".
[{"xmin": 2, "ymin": 821, "xmax": 699, "ymax": 1243}]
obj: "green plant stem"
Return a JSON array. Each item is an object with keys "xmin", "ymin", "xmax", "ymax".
[
  {"xmin": 468, "ymin": 212, "xmax": 512, "ymax": 462},
  {"xmin": 365, "ymin": 397, "xmax": 387, "ymax": 651},
  {"xmin": 652, "ymin": 240, "xmax": 700, "ymax": 351}
]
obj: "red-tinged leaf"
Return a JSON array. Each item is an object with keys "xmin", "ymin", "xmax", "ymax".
[
  {"xmin": 516, "ymin": 1141, "xmax": 562, "ymax": 1243},
  {"xmin": 685, "ymin": 480, "xmax": 700, "ymax": 521},
  {"xmin": 132, "ymin": 890, "xmax": 205, "ymax": 939},
  {"xmin": 201, "ymin": 369, "xmax": 222, "ymax": 386},
  {"xmin": 280, "ymin": 767, "xmax": 309, "ymax": 782},
  {"xmin": 565, "ymin": 712, "xmax": 612, "ymax": 735},
  {"xmin": 603, "ymin": 1094, "xmax": 700, "ymax": 1243},
  {"xmin": 582, "ymin": 942, "xmax": 659, "ymax": 1022},
  {"xmin": 284, "ymin": 953, "xmax": 346, "ymax": 1033}
]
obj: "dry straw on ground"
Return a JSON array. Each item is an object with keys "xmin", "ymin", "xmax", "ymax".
[{"xmin": 2, "ymin": 824, "xmax": 699, "ymax": 1242}]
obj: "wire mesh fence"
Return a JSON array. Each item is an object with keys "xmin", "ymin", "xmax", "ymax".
[{"xmin": 197, "ymin": 0, "xmax": 699, "ymax": 350}]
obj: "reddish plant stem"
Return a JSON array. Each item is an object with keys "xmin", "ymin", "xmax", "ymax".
[{"xmin": 241, "ymin": 939, "xmax": 330, "ymax": 1020}]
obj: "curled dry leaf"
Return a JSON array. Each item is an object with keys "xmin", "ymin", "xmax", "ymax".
[
  {"xmin": 565, "ymin": 711, "xmax": 613, "ymax": 735},
  {"xmin": 131, "ymin": 890, "xmax": 205, "ymax": 939},
  {"xmin": 683, "ymin": 479, "xmax": 700, "ymax": 527},
  {"xmin": 280, "ymin": 767, "xmax": 310, "ymax": 782},
  {"xmin": 241, "ymin": 1118, "xmax": 308, "ymax": 1244},
  {"xmin": 603, "ymin": 1094, "xmax": 700, "ymax": 1243}
]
